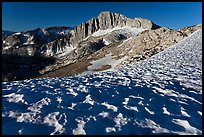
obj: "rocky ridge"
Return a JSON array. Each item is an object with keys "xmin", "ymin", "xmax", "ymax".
[{"xmin": 39, "ymin": 24, "xmax": 201, "ymax": 75}]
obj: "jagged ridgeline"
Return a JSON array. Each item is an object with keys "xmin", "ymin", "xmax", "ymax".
[{"xmin": 2, "ymin": 11, "xmax": 202, "ymax": 81}]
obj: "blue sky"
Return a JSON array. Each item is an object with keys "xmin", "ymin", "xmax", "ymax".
[{"xmin": 2, "ymin": 2, "xmax": 202, "ymax": 32}]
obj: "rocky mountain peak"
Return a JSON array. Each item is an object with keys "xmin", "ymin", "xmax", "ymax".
[
  {"xmin": 71, "ymin": 11, "xmax": 160, "ymax": 47},
  {"xmin": 98, "ymin": 11, "xmax": 127, "ymax": 19},
  {"xmin": 98, "ymin": 11, "xmax": 112, "ymax": 15}
]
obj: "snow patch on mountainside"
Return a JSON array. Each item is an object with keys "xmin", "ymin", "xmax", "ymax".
[
  {"xmin": 55, "ymin": 46, "xmax": 75, "ymax": 58},
  {"xmin": 14, "ymin": 32, "xmax": 21, "ymax": 35},
  {"xmin": 88, "ymin": 53, "xmax": 128, "ymax": 71},
  {"xmin": 92, "ymin": 26, "xmax": 145, "ymax": 37},
  {"xmin": 103, "ymin": 39, "xmax": 111, "ymax": 45}
]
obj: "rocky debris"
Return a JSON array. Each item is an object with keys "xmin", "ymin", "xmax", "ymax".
[
  {"xmin": 92, "ymin": 65, "xmax": 111, "ymax": 71},
  {"xmin": 114, "ymin": 25, "xmax": 201, "ymax": 66},
  {"xmin": 39, "ymin": 52, "xmax": 77, "ymax": 74},
  {"xmin": 85, "ymin": 25, "xmax": 202, "ymax": 70},
  {"xmin": 179, "ymin": 24, "xmax": 202, "ymax": 36},
  {"xmin": 76, "ymin": 39, "xmax": 106, "ymax": 58}
]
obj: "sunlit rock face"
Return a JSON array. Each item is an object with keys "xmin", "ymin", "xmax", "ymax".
[{"xmin": 71, "ymin": 11, "xmax": 160, "ymax": 47}]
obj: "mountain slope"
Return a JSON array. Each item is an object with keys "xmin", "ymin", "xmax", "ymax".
[
  {"xmin": 1, "ymin": 12, "xmax": 201, "ymax": 83},
  {"xmin": 2, "ymin": 29, "xmax": 202, "ymax": 135},
  {"xmin": 2, "ymin": 26, "xmax": 73, "ymax": 51},
  {"xmin": 36, "ymin": 24, "xmax": 201, "ymax": 78},
  {"xmin": 2, "ymin": 12, "xmax": 161, "ymax": 81}
]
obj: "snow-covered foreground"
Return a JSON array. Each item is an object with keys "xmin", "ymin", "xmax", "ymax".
[{"xmin": 2, "ymin": 30, "xmax": 202, "ymax": 135}]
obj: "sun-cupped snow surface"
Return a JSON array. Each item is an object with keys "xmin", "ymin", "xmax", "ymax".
[
  {"xmin": 2, "ymin": 30, "xmax": 202, "ymax": 135},
  {"xmin": 92, "ymin": 26, "xmax": 145, "ymax": 37}
]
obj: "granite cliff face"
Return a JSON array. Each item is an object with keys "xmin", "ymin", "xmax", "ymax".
[{"xmin": 71, "ymin": 11, "xmax": 160, "ymax": 47}]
